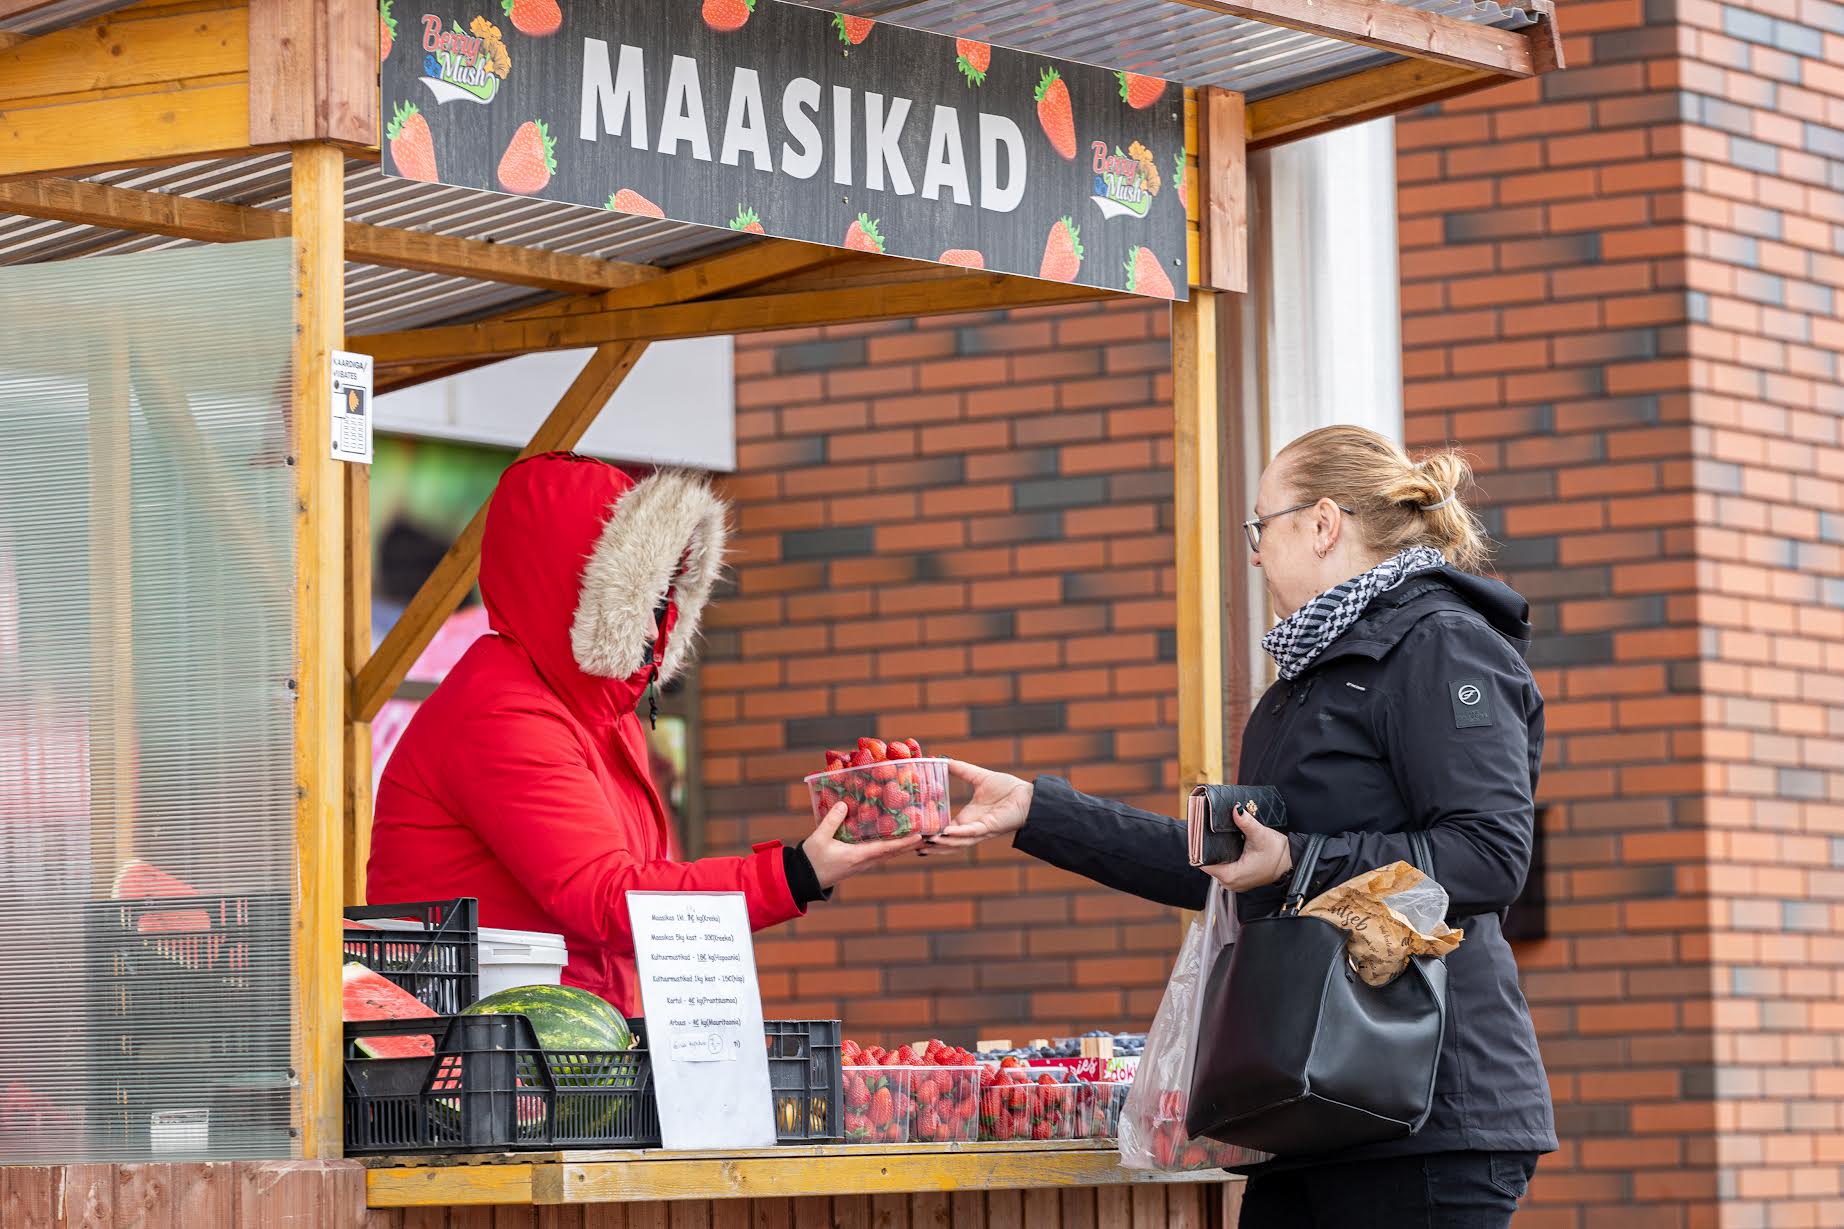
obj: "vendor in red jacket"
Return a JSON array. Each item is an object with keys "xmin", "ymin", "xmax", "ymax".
[{"xmin": 368, "ymin": 453, "xmax": 918, "ymax": 1013}]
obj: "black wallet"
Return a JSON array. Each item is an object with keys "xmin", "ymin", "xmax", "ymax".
[{"xmin": 1186, "ymin": 784, "xmax": 1289, "ymax": 866}]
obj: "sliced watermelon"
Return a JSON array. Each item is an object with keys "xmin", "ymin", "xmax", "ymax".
[
  {"xmin": 111, "ymin": 859, "xmax": 212, "ymax": 934},
  {"xmin": 343, "ymin": 962, "xmax": 438, "ymax": 1059}
]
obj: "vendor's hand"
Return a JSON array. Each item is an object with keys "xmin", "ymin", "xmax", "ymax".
[
  {"xmin": 802, "ymin": 802, "xmax": 925, "ymax": 889},
  {"xmin": 1201, "ymin": 805, "xmax": 1295, "ymax": 893},
  {"xmin": 930, "ymin": 760, "xmax": 1033, "ymax": 851}
]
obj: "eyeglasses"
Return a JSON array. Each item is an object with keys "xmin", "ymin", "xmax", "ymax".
[{"xmin": 1242, "ymin": 500, "xmax": 1354, "ymax": 553}]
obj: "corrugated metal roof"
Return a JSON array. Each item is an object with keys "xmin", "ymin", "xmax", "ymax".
[
  {"xmin": 0, "ymin": 0, "xmax": 1537, "ymax": 330},
  {"xmin": 0, "ymin": 157, "xmax": 745, "ymax": 334},
  {"xmin": 820, "ymin": 0, "xmax": 1536, "ymax": 99}
]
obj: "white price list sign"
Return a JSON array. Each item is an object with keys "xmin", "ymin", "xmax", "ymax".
[
  {"xmin": 625, "ymin": 891, "xmax": 777, "ymax": 1150},
  {"xmin": 330, "ymin": 349, "xmax": 373, "ymax": 464}
]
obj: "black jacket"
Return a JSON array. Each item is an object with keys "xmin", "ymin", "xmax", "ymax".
[{"xmin": 1015, "ymin": 566, "xmax": 1557, "ymax": 1165}]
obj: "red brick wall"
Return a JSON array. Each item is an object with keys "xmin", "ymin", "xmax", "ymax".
[
  {"xmin": 706, "ymin": 300, "xmax": 1187, "ymax": 1041},
  {"xmin": 1398, "ymin": 0, "xmax": 1844, "ymax": 1222}
]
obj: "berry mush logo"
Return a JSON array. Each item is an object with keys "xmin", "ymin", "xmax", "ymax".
[
  {"xmin": 419, "ymin": 13, "xmax": 510, "ymax": 104},
  {"xmin": 1089, "ymin": 140, "xmax": 1161, "ymax": 220}
]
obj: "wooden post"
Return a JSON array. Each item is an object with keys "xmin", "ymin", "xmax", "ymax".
[
  {"xmin": 1173, "ymin": 291, "xmax": 1227, "ymax": 797},
  {"xmin": 344, "ymin": 463, "xmax": 370, "ymax": 905},
  {"xmin": 87, "ymin": 335, "xmax": 134, "ymax": 892},
  {"xmin": 290, "ymin": 141, "xmax": 346, "ymax": 1158},
  {"xmin": 1196, "ymin": 90, "xmax": 1249, "ymax": 295}
]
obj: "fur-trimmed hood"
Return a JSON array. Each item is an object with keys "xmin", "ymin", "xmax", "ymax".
[{"xmin": 478, "ymin": 453, "xmax": 727, "ymax": 726}]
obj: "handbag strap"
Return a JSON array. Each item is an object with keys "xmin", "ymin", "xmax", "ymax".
[
  {"xmin": 1409, "ymin": 829, "xmax": 1435, "ymax": 878},
  {"xmin": 1282, "ymin": 833, "xmax": 1327, "ymax": 915}
]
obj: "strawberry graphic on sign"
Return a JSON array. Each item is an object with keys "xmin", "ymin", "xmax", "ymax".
[
  {"xmin": 497, "ymin": 120, "xmax": 556, "ymax": 194},
  {"xmin": 703, "ymin": 0, "xmax": 753, "ymax": 32},
  {"xmin": 1035, "ymin": 68, "xmax": 1076, "ymax": 160},
  {"xmin": 844, "ymin": 215, "xmax": 885, "ymax": 253},
  {"xmin": 379, "ymin": 0, "xmax": 396, "ymax": 60},
  {"xmin": 1124, "ymin": 246, "xmax": 1176, "ymax": 299},
  {"xmin": 386, "ymin": 101, "xmax": 438, "ymax": 182},
  {"xmin": 939, "ymin": 249, "xmax": 985, "ymax": 269},
  {"xmin": 1117, "ymin": 71, "xmax": 1166, "ymax": 109},
  {"xmin": 834, "ymin": 12, "xmax": 874, "ymax": 44},
  {"xmin": 955, "ymin": 39, "xmax": 990, "ymax": 86},
  {"xmin": 1040, "ymin": 218, "xmax": 1082, "ymax": 282},
  {"xmin": 502, "ymin": 0, "xmax": 560, "ymax": 35},
  {"xmin": 729, "ymin": 206, "xmax": 764, "ymax": 234},
  {"xmin": 607, "ymin": 190, "xmax": 665, "ymax": 218}
]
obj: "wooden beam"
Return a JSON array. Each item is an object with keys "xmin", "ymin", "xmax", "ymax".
[
  {"xmin": 1195, "ymin": 89, "xmax": 1248, "ymax": 295},
  {"xmin": 1247, "ymin": 59, "xmax": 1503, "ymax": 150},
  {"xmin": 87, "ymin": 332, "xmax": 135, "ymax": 893},
  {"xmin": 344, "ymin": 461, "xmax": 371, "ymax": 906},
  {"xmin": 0, "ymin": 2, "xmax": 247, "ymax": 107},
  {"xmin": 248, "ymin": 0, "xmax": 376, "ymax": 146},
  {"xmin": 365, "ymin": 275, "xmax": 1112, "ymax": 367},
  {"xmin": 290, "ymin": 140, "xmax": 346, "ymax": 1160},
  {"xmin": 0, "ymin": 178, "xmax": 662, "ymax": 295},
  {"xmin": 1168, "ymin": 0, "xmax": 1539, "ymax": 76},
  {"xmin": 1, "ymin": 78, "xmax": 260, "ymax": 179},
  {"xmin": 350, "ymin": 342, "xmax": 650, "ymax": 722},
  {"xmin": 1173, "ymin": 290, "xmax": 1226, "ymax": 794}
]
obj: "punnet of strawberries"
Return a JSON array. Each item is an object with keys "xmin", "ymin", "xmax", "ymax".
[
  {"xmin": 978, "ymin": 1058, "xmax": 1106, "ymax": 1142},
  {"xmin": 805, "ymin": 738, "xmax": 952, "ymax": 844},
  {"xmin": 1141, "ymin": 1089, "xmax": 1249, "ymax": 1170},
  {"xmin": 841, "ymin": 1039, "xmax": 982, "ymax": 1143}
]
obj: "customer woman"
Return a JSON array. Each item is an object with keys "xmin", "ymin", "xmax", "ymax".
[{"xmin": 934, "ymin": 426, "xmax": 1556, "ymax": 1227}]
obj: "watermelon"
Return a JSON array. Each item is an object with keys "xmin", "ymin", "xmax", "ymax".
[
  {"xmin": 112, "ymin": 859, "xmax": 211, "ymax": 934},
  {"xmin": 343, "ymin": 962, "xmax": 438, "ymax": 1059}
]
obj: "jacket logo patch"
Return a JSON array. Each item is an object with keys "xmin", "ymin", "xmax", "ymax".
[{"xmin": 1451, "ymin": 678, "xmax": 1492, "ymax": 728}]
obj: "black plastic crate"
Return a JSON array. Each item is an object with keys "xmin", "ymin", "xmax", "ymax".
[
  {"xmin": 628, "ymin": 1017, "xmax": 843, "ymax": 1144},
  {"xmin": 88, "ymin": 893, "xmax": 294, "ymax": 1157},
  {"xmin": 343, "ymin": 898, "xmax": 479, "ymax": 1016},
  {"xmin": 344, "ymin": 1013, "xmax": 659, "ymax": 1155}
]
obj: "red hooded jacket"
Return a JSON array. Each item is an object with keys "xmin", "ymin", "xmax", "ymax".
[{"xmin": 368, "ymin": 454, "xmax": 803, "ymax": 1013}]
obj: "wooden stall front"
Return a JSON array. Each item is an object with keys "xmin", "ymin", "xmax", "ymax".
[{"xmin": 0, "ymin": 0, "xmax": 1564, "ymax": 1219}]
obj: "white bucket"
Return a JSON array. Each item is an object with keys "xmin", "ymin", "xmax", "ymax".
[{"xmin": 477, "ymin": 926, "xmax": 569, "ymax": 999}]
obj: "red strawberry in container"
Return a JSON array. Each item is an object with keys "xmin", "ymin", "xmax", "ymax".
[{"xmin": 805, "ymin": 735, "xmax": 951, "ymax": 842}]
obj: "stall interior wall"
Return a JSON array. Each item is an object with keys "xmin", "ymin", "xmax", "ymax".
[
  {"xmin": 707, "ymin": 299, "xmax": 1187, "ymax": 1038},
  {"xmin": 1397, "ymin": 2, "xmax": 1844, "ymax": 1221},
  {"xmin": 0, "ymin": 240, "xmax": 299, "ymax": 1163}
]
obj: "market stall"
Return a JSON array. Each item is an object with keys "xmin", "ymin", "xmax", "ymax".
[{"xmin": 0, "ymin": 0, "xmax": 1564, "ymax": 1218}]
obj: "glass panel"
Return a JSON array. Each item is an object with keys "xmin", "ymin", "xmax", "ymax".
[{"xmin": 0, "ymin": 239, "xmax": 297, "ymax": 1162}]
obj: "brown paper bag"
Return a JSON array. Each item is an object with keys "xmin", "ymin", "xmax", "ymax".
[{"xmin": 1300, "ymin": 861, "xmax": 1464, "ymax": 987}]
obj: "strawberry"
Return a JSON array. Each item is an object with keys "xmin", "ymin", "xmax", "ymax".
[
  {"xmin": 884, "ymin": 741, "xmax": 909, "ymax": 761},
  {"xmin": 606, "ymin": 189, "xmax": 664, "ymax": 218},
  {"xmin": 1116, "ymin": 71, "xmax": 1166, "ymax": 109},
  {"xmin": 939, "ymin": 248, "xmax": 985, "ymax": 269},
  {"xmin": 702, "ymin": 0, "xmax": 753, "ymax": 31},
  {"xmin": 869, "ymin": 1087, "xmax": 894, "ymax": 1126},
  {"xmin": 1034, "ymin": 68, "xmax": 1076, "ymax": 160},
  {"xmin": 729, "ymin": 205, "xmax": 764, "ymax": 234},
  {"xmin": 845, "ymin": 1112, "xmax": 869, "ymax": 1138},
  {"xmin": 905, "ymin": 738, "xmax": 923, "ymax": 757},
  {"xmin": 1032, "ymin": 1119, "xmax": 1054, "ymax": 1141},
  {"xmin": 1124, "ymin": 246, "xmax": 1176, "ymax": 299},
  {"xmin": 858, "ymin": 737, "xmax": 886, "ymax": 757},
  {"xmin": 955, "ymin": 39, "xmax": 990, "ymax": 86},
  {"xmin": 497, "ymin": 120, "xmax": 556, "ymax": 195},
  {"xmin": 849, "ymin": 748, "xmax": 875, "ymax": 768},
  {"xmin": 882, "ymin": 1124, "xmax": 905, "ymax": 1143},
  {"xmin": 1038, "ymin": 1073, "xmax": 1058, "ymax": 1087},
  {"xmin": 833, "ymin": 12, "xmax": 875, "ymax": 44},
  {"xmin": 844, "ymin": 214, "xmax": 885, "ymax": 253},
  {"xmin": 893, "ymin": 1045, "xmax": 919, "ymax": 1066},
  {"xmin": 1040, "ymin": 217, "xmax": 1083, "ymax": 282},
  {"xmin": 903, "ymin": 805, "xmax": 926, "ymax": 832},
  {"xmin": 379, "ymin": 0, "xmax": 396, "ymax": 60},
  {"xmin": 999, "ymin": 1056, "xmax": 1023, "ymax": 1070},
  {"xmin": 1182, "ymin": 1142, "xmax": 1209, "ymax": 1168},
  {"xmin": 386, "ymin": 102, "xmax": 437, "ymax": 183},
  {"xmin": 918, "ymin": 1108, "xmax": 942, "ymax": 1140},
  {"xmin": 1152, "ymin": 1130, "xmax": 1181, "ymax": 1168},
  {"xmin": 502, "ymin": 0, "xmax": 560, "ymax": 36},
  {"xmin": 881, "ymin": 781, "xmax": 909, "ymax": 810},
  {"xmin": 875, "ymin": 814, "xmax": 898, "ymax": 838}
]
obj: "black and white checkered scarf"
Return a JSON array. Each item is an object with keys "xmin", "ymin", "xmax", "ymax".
[{"xmin": 1262, "ymin": 546, "xmax": 1448, "ymax": 680}]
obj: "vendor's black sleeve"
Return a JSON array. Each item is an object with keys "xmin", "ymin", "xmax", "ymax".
[
  {"xmin": 781, "ymin": 845, "xmax": 831, "ymax": 908},
  {"xmin": 1012, "ymin": 775, "xmax": 1208, "ymax": 911}
]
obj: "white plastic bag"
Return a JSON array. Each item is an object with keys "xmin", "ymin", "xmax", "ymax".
[{"xmin": 1118, "ymin": 887, "xmax": 1271, "ymax": 1172}]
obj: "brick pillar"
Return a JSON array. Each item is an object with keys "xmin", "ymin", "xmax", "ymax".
[{"xmin": 1399, "ymin": 0, "xmax": 1844, "ymax": 1223}]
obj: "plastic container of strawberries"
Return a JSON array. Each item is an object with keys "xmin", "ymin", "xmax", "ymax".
[
  {"xmin": 843, "ymin": 1064, "xmax": 981, "ymax": 1144},
  {"xmin": 978, "ymin": 1066, "xmax": 1102, "ymax": 1142},
  {"xmin": 805, "ymin": 758, "xmax": 952, "ymax": 844}
]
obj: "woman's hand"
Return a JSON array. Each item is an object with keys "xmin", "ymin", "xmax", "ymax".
[
  {"xmin": 802, "ymin": 802, "xmax": 925, "ymax": 889},
  {"xmin": 1201, "ymin": 805, "xmax": 1295, "ymax": 892},
  {"xmin": 929, "ymin": 760, "xmax": 1034, "ymax": 850}
]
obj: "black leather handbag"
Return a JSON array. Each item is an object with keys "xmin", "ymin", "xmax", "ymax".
[{"xmin": 1184, "ymin": 831, "xmax": 1448, "ymax": 1159}]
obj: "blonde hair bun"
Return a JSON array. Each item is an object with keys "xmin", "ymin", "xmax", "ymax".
[{"xmin": 1275, "ymin": 427, "xmax": 1491, "ymax": 572}]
